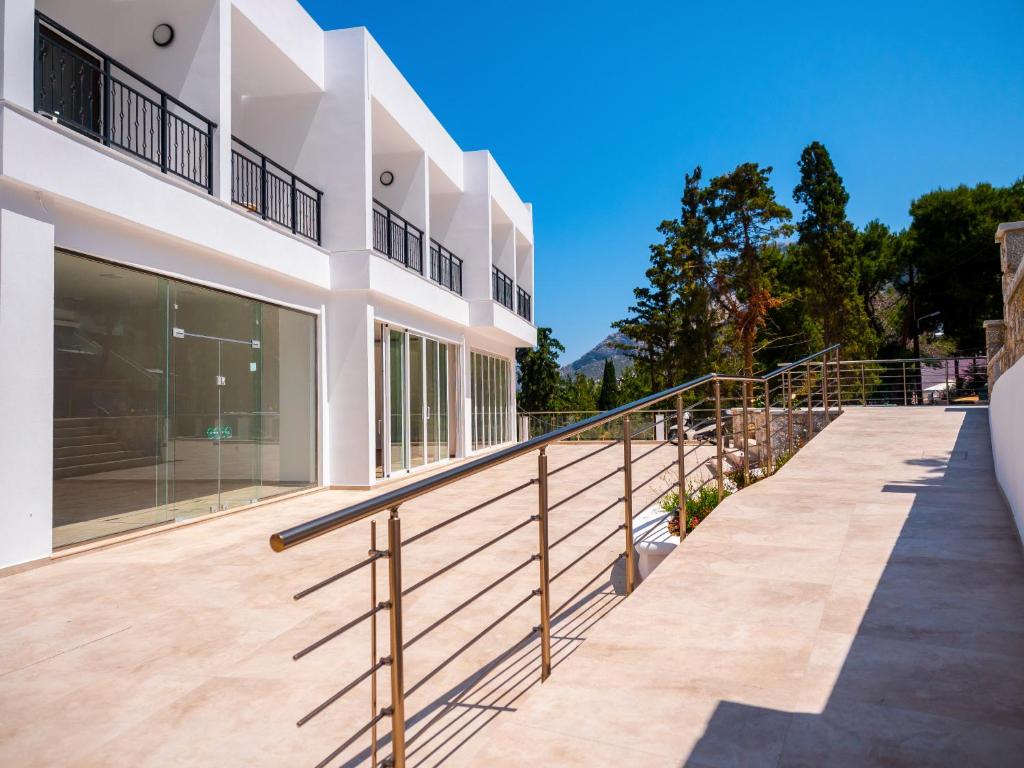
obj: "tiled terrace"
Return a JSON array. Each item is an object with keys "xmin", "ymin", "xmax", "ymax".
[
  {"xmin": 2, "ymin": 407, "xmax": 1022, "ymax": 767},
  {"xmin": 0, "ymin": 440, "xmax": 711, "ymax": 767},
  {"xmin": 463, "ymin": 407, "xmax": 1024, "ymax": 767}
]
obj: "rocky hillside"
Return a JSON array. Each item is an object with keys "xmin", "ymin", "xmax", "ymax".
[{"xmin": 561, "ymin": 333, "xmax": 634, "ymax": 380}]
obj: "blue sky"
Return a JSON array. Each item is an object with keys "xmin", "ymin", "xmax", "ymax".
[{"xmin": 301, "ymin": 0, "xmax": 1024, "ymax": 364}]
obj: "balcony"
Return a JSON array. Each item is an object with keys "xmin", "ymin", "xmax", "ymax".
[
  {"xmin": 34, "ymin": 12, "xmax": 215, "ymax": 194},
  {"xmin": 372, "ymin": 198, "xmax": 424, "ymax": 273},
  {"xmin": 492, "ymin": 265, "xmax": 514, "ymax": 310},
  {"xmin": 429, "ymin": 239, "xmax": 464, "ymax": 295},
  {"xmin": 516, "ymin": 285, "xmax": 532, "ymax": 322},
  {"xmin": 231, "ymin": 138, "xmax": 323, "ymax": 244}
]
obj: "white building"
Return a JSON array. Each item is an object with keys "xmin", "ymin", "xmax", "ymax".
[{"xmin": 0, "ymin": 0, "xmax": 536, "ymax": 568}]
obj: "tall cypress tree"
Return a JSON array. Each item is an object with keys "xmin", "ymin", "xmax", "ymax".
[
  {"xmin": 597, "ymin": 358, "xmax": 619, "ymax": 410},
  {"xmin": 791, "ymin": 141, "xmax": 875, "ymax": 357}
]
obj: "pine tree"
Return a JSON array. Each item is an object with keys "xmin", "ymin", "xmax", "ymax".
[
  {"xmin": 597, "ymin": 358, "xmax": 619, "ymax": 410},
  {"xmin": 704, "ymin": 163, "xmax": 793, "ymax": 376},
  {"xmin": 791, "ymin": 141, "xmax": 875, "ymax": 357}
]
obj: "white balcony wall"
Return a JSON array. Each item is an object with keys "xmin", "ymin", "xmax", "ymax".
[{"xmin": 491, "ymin": 201, "xmax": 515, "ymax": 279}]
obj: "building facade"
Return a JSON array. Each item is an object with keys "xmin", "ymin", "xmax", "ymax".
[{"xmin": 0, "ymin": 0, "xmax": 536, "ymax": 568}]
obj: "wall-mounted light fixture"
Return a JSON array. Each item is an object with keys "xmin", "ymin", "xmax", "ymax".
[
  {"xmin": 379, "ymin": 171, "xmax": 394, "ymax": 186},
  {"xmin": 152, "ymin": 23, "xmax": 175, "ymax": 48}
]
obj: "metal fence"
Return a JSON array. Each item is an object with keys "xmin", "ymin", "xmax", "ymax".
[
  {"xmin": 268, "ymin": 345, "xmax": 843, "ymax": 767},
  {"xmin": 373, "ymin": 200, "xmax": 424, "ymax": 273},
  {"xmin": 428, "ymin": 239, "xmax": 463, "ymax": 295},
  {"xmin": 35, "ymin": 12, "xmax": 216, "ymax": 194},
  {"xmin": 834, "ymin": 356, "xmax": 987, "ymax": 406},
  {"xmin": 492, "ymin": 266, "xmax": 514, "ymax": 310},
  {"xmin": 516, "ymin": 286, "xmax": 532, "ymax": 322},
  {"xmin": 231, "ymin": 137, "xmax": 323, "ymax": 244}
]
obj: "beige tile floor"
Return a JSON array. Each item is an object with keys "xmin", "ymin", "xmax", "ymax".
[
  {"xmin": 0, "ymin": 439, "xmax": 714, "ymax": 767},
  {"xmin": 459, "ymin": 407, "xmax": 1024, "ymax": 768}
]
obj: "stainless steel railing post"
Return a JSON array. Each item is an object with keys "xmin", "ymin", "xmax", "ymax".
[
  {"xmin": 622, "ymin": 415, "xmax": 636, "ymax": 594},
  {"xmin": 822, "ymin": 350, "xmax": 831, "ymax": 426},
  {"xmin": 676, "ymin": 394, "xmax": 686, "ymax": 541},
  {"xmin": 861, "ymin": 362, "xmax": 867, "ymax": 405},
  {"xmin": 536, "ymin": 448, "xmax": 552, "ymax": 681},
  {"xmin": 714, "ymin": 380, "xmax": 724, "ymax": 502},
  {"xmin": 902, "ymin": 361, "xmax": 908, "ymax": 406},
  {"xmin": 386, "ymin": 507, "xmax": 406, "ymax": 768},
  {"xmin": 763, "ymin": 379, "xmax": 773, "ymax": 474},
  {"xmin": 370, "ymin": 521, "xmax": 379, "ymax": 767},
  {"xmin": 741, "ymin": 382, "xmax": 750, "ymax": 486},
  {"xmin": 835, "ymin": 354, "xmax": 843, "ymax": 415},
  {"xmin": 786, "ymin": 371, "xmax": 794, "ymax": 454},
  {"xmin": 806, "ymin": 361, "xmax": 814, "ymax": 442}
]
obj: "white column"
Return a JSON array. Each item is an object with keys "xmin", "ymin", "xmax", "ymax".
[
  {"xmin": 0, "ymin": 209, "xmax": 55, "ymax": 568},
  {"xmin": 324, "ymin": 292, "xmax": 374, "ymax": 486},
  {"xmin": 0, "ymin": 0, "xmax": 36, "ymax": 108}
]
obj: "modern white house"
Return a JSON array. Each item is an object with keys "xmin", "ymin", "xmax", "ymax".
[{"xmin": 0, "ymin": 0, "xmax": 536, "ymax": 569}]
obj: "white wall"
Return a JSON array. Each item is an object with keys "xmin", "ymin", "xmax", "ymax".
[
  {"xmin": 989, "ymin": 356, "xmax": 1024, "ymax": 546},
  {"xmin": 0, "ymin": 208, "xmax": 55, "ymax": 568}
]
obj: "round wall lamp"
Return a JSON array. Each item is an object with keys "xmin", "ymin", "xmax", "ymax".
[
  {"xmin": 379, "ymin": 171, "xmax": 394, "ymax": 186},
  {"xmin": 152, "ymin": 24, "xmax": 175, "ymax": 48}
]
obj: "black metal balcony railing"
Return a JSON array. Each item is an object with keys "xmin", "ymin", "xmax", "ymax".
[
  {"xmin": 492, "ymin": 266, "xmax": 514, "ymax": 310},
  {"xmin": 429, "ymin": 240, "xmax": 464, "ymax": 295},
  {"xmin": 373, "ymin": 200, "xmax": 423, "ymax": 273},
  {"xmin": 231, "ymin": 138, "xmax": 322, "ymax": 245},
  {"xmin": 34, "ymin": 12, "xmax": 215, "ymax": 194},
  {"xmin": 517, "ymin": 285, "xmax": 532, "ymax": 322}
]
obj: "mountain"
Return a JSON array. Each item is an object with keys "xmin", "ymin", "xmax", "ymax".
[{"xmin": 561, "ymin": 333, "xmax": 635, "ymax": 380}]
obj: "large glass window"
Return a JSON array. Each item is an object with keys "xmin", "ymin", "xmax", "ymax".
[
  {"xmin": 470, "ymin": 351, "xmax": 513, "ymax": 450},
  {"xmin": 375, "ymin": 324, "xmax": 454, "ymax": 476},
  {"xmin": 53, "ymin": 251, "xmax": 317, "ymax": 548}
]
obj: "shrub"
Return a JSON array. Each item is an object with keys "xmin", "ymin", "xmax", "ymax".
[{"xmin": 661, "ymin": 483, "xmax": 731, "ymax": 535}]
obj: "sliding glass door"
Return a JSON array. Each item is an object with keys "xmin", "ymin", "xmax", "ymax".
[
  {"xmin": 471, "ymin": 351, "xmax": 513, "ymax": 451},
  {"xmin": 376, "ymin": 323, "xmax": 454, "ymax": 478}
]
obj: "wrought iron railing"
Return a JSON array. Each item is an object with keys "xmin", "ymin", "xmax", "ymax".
[
  {"xmin": 231, "ymin": 137, "xmax": 322, "ymax": 244},
  {"xmin": 372, "ymin": 200, "xmax": 423, "ymax": 273},
  {"xmin": 492, "ymin": 266, "xmax": 514, "ymax": 310},
  {"xmin": 268, "ymin": 345, "xmax": 843, "ymax": 768},
  {"xmin": 516, "ymin": 286, "xmax": 532, "ymax": 321},
  {"xmin": 34, "ymin": 12, "xmax": 216, "ymax": 194},
  {"xmin": 428, "ymin": 239, "xmax": 463, "ymax": 295}
]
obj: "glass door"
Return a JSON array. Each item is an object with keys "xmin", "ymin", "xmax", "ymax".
[
  {"xmin": 171, "ymin": 331, "xmax": 259, "ymax": 515},
  {"xmin": 377, "ymin": 326, "xmax": 454, "ymax": 478}
]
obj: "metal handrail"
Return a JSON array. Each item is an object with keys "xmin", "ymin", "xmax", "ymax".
[{"xmin": 269, "ymin": 344, "xmax": 839, "ymax": 552}]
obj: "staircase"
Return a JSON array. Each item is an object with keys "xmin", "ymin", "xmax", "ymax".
[{"xmin": 53, "ymin": 418, "xmax": 157, "ymax": 479}]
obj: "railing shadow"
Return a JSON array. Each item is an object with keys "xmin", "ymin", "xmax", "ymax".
[{"xmin": 682, "ymin": 407, "xmax": 1024, "ymax": 767}]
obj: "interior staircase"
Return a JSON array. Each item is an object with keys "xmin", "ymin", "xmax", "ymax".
[{"xmin": 53, "ymin": 417, "xmax": 157, "ymax": 480}]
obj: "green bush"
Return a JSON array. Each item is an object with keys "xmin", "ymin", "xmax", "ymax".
[{"xmin": 661, "ymin": 483, "xmax": 730, "ymax": 534}]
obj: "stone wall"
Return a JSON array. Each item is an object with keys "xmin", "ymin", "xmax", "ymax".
[{"xmin": 986, "ymin": 224, "xmax": 1024, "ymax": 387}]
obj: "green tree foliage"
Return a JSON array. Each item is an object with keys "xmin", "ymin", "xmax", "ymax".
[
  {"xmin": 704, "ymin": 163, "xmax": 793, "ymax": 375},
  {"xmin": 597, "ymin": 358, "xmax": 619, "ymax": 410},
  {"xmin": 790, "ymin": 141, "xmax": 875, "ymax": 358},
  {"xmin": 553, "ymin": 373, "xmax": 599, "ymax": 412},
  {"xmin": 614, "ymin": 167, "xmax": 719, "ymax": 390},
  {"xmin": 515, "ymin": 327, "xmax": 564, "ymax": 411},
  {"xmin": 903, "ymin": 179, "xmax": 1024, "ymax": 351}
]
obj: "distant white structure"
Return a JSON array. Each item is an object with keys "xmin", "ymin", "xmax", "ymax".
[{"xmin": 0, "ymin": 0, "xmax": 536, "ymax": 568}]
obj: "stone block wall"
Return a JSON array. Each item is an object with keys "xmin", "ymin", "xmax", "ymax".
[{"xmin": 987, "ymin": 224, "xmax": 1024, "ymax": 387}]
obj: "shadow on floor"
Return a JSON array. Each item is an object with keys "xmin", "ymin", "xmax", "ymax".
[{"xmin": 683, "ymin": 408, "xmax": 1024, "ymax": 767}]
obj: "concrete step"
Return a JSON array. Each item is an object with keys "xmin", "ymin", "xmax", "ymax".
[
  {"xmin": 53, "ymin": 426, "xmax": 104, "ymax": 438},
  {"xmin": 53, "ymin": 456, "xmax": 158, "ymax": 480},
  {"xmin": 54, "ymin": 450, "xmax": 145, "ymax": 469},
  {"xmin": 55, "ymin": 434, "xmax": 112, "ymax": 448},
  {"xmin": 55, "ymin": 442, "xmax": 122, "ymax": 459},
  {"xmin": 53, "ymin": 417, "xmax": 100, "ymax": 428}
]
